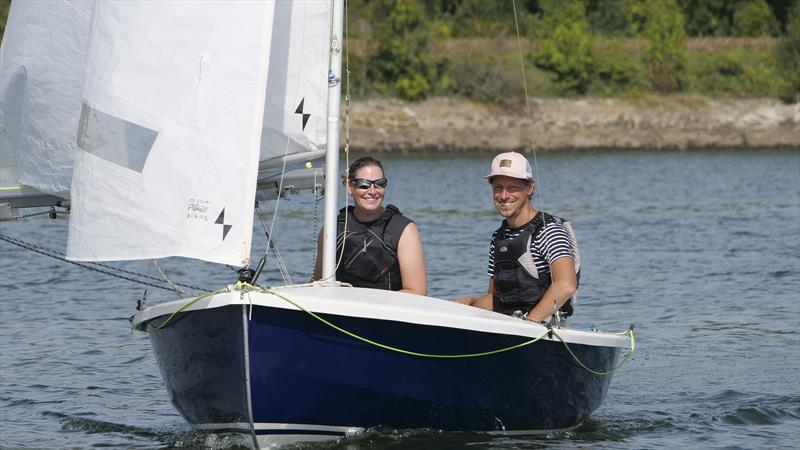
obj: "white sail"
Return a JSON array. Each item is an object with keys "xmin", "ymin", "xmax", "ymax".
[
  {"xmin": 258, "ymin": 1, "xmax": 332, "ymax": 169},
  {"xmin": 67, "ymin": 2, "xmax": 275, "ymax": 266},
  {"xmin": 0, "ymin": 0, "xmax": 93, "ymax": 206}
]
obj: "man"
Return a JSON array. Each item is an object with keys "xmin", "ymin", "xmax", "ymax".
[{"xmin": 457, "ymin": 152, "xmax": 578, "ymax": 323}]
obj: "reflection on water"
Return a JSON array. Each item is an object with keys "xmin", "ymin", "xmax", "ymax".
[{"xmin": 1, "ymin": 149, "xmax": 798, "ymax": 449}]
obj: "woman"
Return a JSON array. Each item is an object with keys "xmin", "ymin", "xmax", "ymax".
[{"xmin": 312, "ymin": 156, "xmax": 427, "ymax": 296}]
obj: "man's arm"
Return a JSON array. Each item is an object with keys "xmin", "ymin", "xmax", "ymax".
[
  {"xmin": 455, "ymin": 278, "xmax": 495, "ymax": 311},
  {"xmin": 526, "ymin": 256, "xmax": 577, "ymax": 322}
]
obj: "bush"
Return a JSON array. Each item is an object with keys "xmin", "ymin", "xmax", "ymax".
[
  {"xmin": 589, "ymin": 38, "xmax": 646, "ymax": 96},
  {"xmin": 775, "ymin": 2, "xmax": 800, "ymax": 102},
  {"xmin": 732, "ymin": 0, "xmax": 780, "ymax": 37},
  {"xmin": 365, "ymin": 0, "xmax": 449, "ymax": 100},
  {"xmin": 643, "ymin": 0, "xmax": 687, "ymax": 92},
  {"xmin": 445, "ymin": 39, "xmax": 552, "ymax": 104},
  {"xmin": 534, "ymin": 22, "xmax": 594, "ymax": 95},
  {"xmin": 684, "ymin": 49, "xmax": 782, "ymax": 97}
]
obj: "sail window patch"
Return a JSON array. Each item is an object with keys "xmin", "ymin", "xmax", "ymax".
[{"xmin": 77, "ymin": 103, "xmax": 157, "ymax": 173}]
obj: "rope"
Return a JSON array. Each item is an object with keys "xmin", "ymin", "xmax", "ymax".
[
  {"xmin": 266, "ymin": 287, "xmax": 549, "ymax": 358},
  {"xmin": 146, "ymin": 289, "xmax": 226, "ymax": 331},
  {"xmin": 0, "ymin": 232, "xmax": 212, "ymax": 294},
  {"xmin": 143, "ymin": 284, "xmax": 634, "ymax": 374},
  {"xmin": 0, "ymin": 207, "xmax": 69, "ymax": 222},
  {"xmin": 551, "ymin": 327, "xmax": 635, "ymax": 376}
]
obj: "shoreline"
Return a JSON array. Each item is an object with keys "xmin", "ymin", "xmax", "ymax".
[{"xmin": 344, "ymin": 97, "xmax": 800, "ymax": 153}]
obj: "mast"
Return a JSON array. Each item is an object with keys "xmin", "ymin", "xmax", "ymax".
[{"xmin": 322, "ymin": 0, "xmax": 344, "ymax": 281}]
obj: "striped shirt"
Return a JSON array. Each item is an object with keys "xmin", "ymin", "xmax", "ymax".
[{"xmin": 487, "ymin": 220, "xmax": 574, "ymax": 278}]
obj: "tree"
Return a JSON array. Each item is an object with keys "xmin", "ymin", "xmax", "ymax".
[
  {"xmin": 532, "ymin": 0, "xmax": 594, "ymax": 95},
  {"xmin": 678, "ymin": 0, "xmax": 736, "ymax": 36},
  {"xmin": 776, "ymin": 0, "xmax": 800, "ymax": 102},
  {"xmin": 731, "ymin": 0, "xmax": 780, "ymax": 36},
  {"xmin": 643, "ymin": 0, "xmax": 687, "ymax": 92},
  {"xmin": 365, "ymin": 0, "xmax": 449, "ymax": 100},
  {"xmin": 587, "ymin": 0, "xmax": 633, "ymax": 36}
]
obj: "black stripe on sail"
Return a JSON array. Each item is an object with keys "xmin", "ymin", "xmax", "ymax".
[
  {"xmin": 295, "ymin": 98, "xmax": 311, "ymax": 130},
  {"xmin": 215, "ymin": 209, "xmax": 232, "ymax": 240}
]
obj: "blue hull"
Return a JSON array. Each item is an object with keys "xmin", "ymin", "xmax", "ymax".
[{"xmin": 144, "ymin": 302, "xmax": 620, "ymax": 440}]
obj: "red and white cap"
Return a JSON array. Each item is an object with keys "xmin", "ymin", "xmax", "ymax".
[{"xmin": 485, "ymin": 151, "xmax": 533, "ymax": 180}]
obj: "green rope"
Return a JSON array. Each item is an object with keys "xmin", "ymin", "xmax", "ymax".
[
  {"xmin": 551, "ymin": 327, "xmax": 636, "ymax": 376},
  {"xmin": 144, "ymin": 285, "xmax": 635, "ymax": 375},
  {"xmin": 146, "ymin": 289, "xmax": 227, "ymax": 332},
  {"xmin": 265, "ymin": 288, "xmax": 549, "ymax": 358}
]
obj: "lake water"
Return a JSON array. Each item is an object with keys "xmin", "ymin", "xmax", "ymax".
[{"xmin": 1, "ymin": 149, "xmax": 798, "ymax": 449}]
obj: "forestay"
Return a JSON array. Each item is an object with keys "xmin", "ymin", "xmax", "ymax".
[
  {"xmin": 67, "ymin": 2, "xmax": 275, "ymax": 266},
  {"xmin": 0, "ymin": 0, "xmax": 93, "ymax": 204}
]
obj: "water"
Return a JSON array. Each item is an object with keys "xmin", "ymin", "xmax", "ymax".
[{"xmin": 1, "ymin": 149, "xmax": 798, "ymax": 449}]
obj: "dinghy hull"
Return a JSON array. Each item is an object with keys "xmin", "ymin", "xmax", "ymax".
[{"xmin": 134, "ymin": 286, "xmax": 628, "ymax": 447}]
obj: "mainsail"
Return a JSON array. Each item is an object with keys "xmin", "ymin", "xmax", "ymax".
[
  {"xmin": 0, "ymin": 0, "xmax": 93, "ymax": 207},
  {"xmin": 67, "ymin": 2, "xmax": 276, "ymax": 266}
]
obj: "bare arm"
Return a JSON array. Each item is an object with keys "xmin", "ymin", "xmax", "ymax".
[
  {"xmin": 396, "ymin": 222, "xmax": 427, "ymax": 296},
  {"xmin": 526, "ymin": 256, "xmax": 577, "ymax": 322},
  {"xmin": 455, "ymin": 278, "xmax": 495, "ymax": 311}
]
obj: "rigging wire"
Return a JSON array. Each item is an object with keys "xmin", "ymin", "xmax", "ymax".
[
  {"xmin": 512, "ymin": 0, "xmax": 546, "ymax": 212},
  {"xmin": 0, "ymin": 207, "xmax": 67, "ymax": 222},
  {"xmin": 0, "ymin": 232, "xmax": 212, "ymax": 294},
  {"xmin": 152, "ymin": 260, "xmax": 190, "ymax": 295},
  {"xmin": 311, "ymin": 171, "xmax": 320, "ymax": 274},
  {"xmin": 254, "ymin": 203, "xmax": 293, "ymax": 285}
]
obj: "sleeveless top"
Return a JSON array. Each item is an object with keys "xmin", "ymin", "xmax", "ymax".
[{"xmin": 335, "ymin": 204, "xmax": 412, "ymax": 290}]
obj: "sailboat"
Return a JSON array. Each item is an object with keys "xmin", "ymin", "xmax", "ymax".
[{"xmin": 1, "ymin": 1, "xmax": 633, "ymax": 448}]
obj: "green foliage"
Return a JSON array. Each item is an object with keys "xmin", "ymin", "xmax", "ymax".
[
  {"xmin": 364, "ymin": 0, "xmax": 449, "ymax": 100},
  {"xmin": 446, "ymin": 0, "xmax": 514, "ymax": 37},
  {"xmin": 529, "ymin": 0, "xmax": 586, "ymax": 37},
  {"xmin": 0, "ymin": 0, "xmax": 10, "ymax": 44},
  {"xmin": 587, "ymin": 0, "xmax": 633, "ymax": 36},
  {"xmin": 732, "ymin": 0, "xmax": 780, "ymax": 36},
  {"xmin": 589, "ymin": 38, "xmax": 646, "ymax": 95},
  {"xmin": 678, "ymin": 0, "xmax": 737, "ymax": 36},
  {"xmin": 446, "ymin": 39, "xmax": 552, "ymax": 104},
  {"xmin": 534, "ymin": 21, "xmax": 594, "ymax": 95},
  {"xmin": 531, "ymin": 0, "xmax": 594, "ymax": 95},
  {"xmin": 684, "ymin": 48, "xmax": 784, "ymax": 97},
  {"xmin": 775, "ymin": 1, "xmax": 800, "ymax": 102},
  {"xmin": 643, "ymin": 0, "xmax": 687, "ymax": 92}
]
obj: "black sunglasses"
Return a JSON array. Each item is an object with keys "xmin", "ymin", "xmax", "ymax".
[{"xmin": 351, "ymin": 178, "xmax": 388, "ymax": 190}]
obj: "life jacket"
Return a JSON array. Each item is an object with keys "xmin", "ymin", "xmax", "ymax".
[
  {"xmin": 335, "ymin": 204, "xmax": 411, "ymax": 291},
  {"xmin": 492, "ymin": 212, "xmax": 581, "ymax": 317}
]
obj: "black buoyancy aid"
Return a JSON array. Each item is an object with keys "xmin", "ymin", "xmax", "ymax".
[
  {"xmin": 492, "ymin": 212, "xmax": 577, "ymax": 317},
  {"xmin": 335, "ymin": 204, "xmax": 411, "ymax": 291}
]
